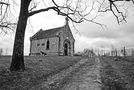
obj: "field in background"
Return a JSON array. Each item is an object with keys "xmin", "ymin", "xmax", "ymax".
[{"xmin": 0, "ymin": 56, "xmax": 83, "ymax": 90}]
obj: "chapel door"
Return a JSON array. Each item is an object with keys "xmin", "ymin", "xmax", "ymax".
[
  {"xmin": 64, "ymin": 43, "xmax": 68, "ymax": 56},
  {"xmin": 63, "ymin": 40, "xmax": 71, "ymax": 56}
]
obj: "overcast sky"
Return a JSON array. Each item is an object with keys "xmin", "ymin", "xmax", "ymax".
[{"xmin": 0, "ymin": 0, "xmax": 134, "ymax": 55}]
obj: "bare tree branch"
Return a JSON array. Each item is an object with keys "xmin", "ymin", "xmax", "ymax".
[
  {"xmin": 0, "ymin": 1, "xmax": 17, "ymax": 33},
  {"xmin": 1, "ymin": 0, "xmax": 134, "ymax": 32},
  {"xmin": 28, "ymin": 6, "xmax": 58, "ymax": 16},
  {"xmin": 0, "ymin": 1, "xmax": 9, "ymax": 6},
  {"xmin": 97, "ymin": 0, "xmax": 133, "ymax": 24}
]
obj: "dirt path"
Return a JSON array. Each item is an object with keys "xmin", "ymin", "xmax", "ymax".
[
  {"xmin": 30, "ymin": 57, "xmax": 102, "ymax": 90},
  {"xmin": 61, "ymin": 57, "xmax": 102, "ymax": 90}
]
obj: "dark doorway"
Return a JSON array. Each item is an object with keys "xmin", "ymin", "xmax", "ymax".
[
  {"xmin": 64, "ymin": 43, "xmax": 68, "ymax": 56},
  {"xmin": 63, "ymin": 39, "xmax": 71, "ymax": 56},
  {"xmin": 46, "ymin": 40, "xmax": 50, "ymax": 50}
]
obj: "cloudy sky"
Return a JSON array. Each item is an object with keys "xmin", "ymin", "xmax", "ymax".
[{"xmin": 0, "ymin": 0, "xmax": 134, "ymax": 55}]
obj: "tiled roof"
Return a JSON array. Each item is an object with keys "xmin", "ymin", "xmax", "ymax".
[{"xmin": 30, "ymin": 26, "xmax": 65, "ymax": 40}]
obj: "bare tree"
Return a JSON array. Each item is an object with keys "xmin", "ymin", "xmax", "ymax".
[
  {"xmin": 115, "ymin": 48, "xmax": 118, "ymax": 56},
  {"xmin": 0, "ymin": 0, "xmax": 133, "ymax": 71},
  {"xmin": 83, "ymin": 48, "xmax": 95, "ymax": 57},
  {"xmin": 121, "ymin": 46, "xmax": 127, "ymax": 56},
  {"xmin": 97, "ymin": 0, "xmax": 134, "ymax": 24},
  {"xmin": 0, "ymin": 48, "xmax": 3, "ymax": 55},
  {"xmin": 131, "ymin": 49, "xmax": 134, "ymax": 56},
  {"xmin": 10, "ymin": 0, "xmax": 96, "ymax": 71}
]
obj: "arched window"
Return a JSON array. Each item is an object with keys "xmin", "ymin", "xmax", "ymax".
[
  {"xmin": 46, "ymin": 40, "xmax": 50, "ymax": 50},
  {"xmin": 42, "ymin": 43, "xmax": 45, "ymax": 46}
]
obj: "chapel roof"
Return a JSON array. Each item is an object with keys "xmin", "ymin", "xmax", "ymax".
[{"xmin": 30, "ymin": 25, "xmax": 65, "ymax": 40}]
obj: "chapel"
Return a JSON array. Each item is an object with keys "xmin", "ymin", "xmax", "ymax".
[{"xmin": 29, "ymin": 18, "xmax": 75, "ymax": 56}]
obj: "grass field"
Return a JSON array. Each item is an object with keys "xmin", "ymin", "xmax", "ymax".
[
  {"xmin": 0, "ymin": 56, "xmax": 83, "ymax": 90},
  {"xmin": 101, "ymin": 56, "xmax": 134, "ymax": 90}
]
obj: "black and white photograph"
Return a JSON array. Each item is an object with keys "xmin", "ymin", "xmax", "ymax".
[{"xmin": 0, "ymin": 0, "xmax": 134, "ymax": 90}]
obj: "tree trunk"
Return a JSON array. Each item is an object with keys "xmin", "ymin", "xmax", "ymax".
[{"xmin": 10, "ymin": 0, "xmax": 31, "ymax": 71}]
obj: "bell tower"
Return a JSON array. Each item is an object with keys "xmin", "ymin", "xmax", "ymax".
[{"xmin": 65, "ymin": 17, "xmax": 69, "ymax": 25}]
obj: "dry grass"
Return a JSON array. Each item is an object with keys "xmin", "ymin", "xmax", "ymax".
[
  {"xmin": 101, "ymin": 56, "xmax": 134, "ymax": 90},
  {"xmin": 0, "ymin": 56, "xmax": 83, "ymax": 90}
]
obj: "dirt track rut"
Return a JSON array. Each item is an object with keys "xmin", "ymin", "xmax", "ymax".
[{"xmin": 61, "ymin": 57, "xmax": 102, "ymax": 90}]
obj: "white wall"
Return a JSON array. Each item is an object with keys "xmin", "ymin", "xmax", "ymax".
[{"xmin": 31, "ymin": 37, "xmax": 59, "ymax": 55}]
